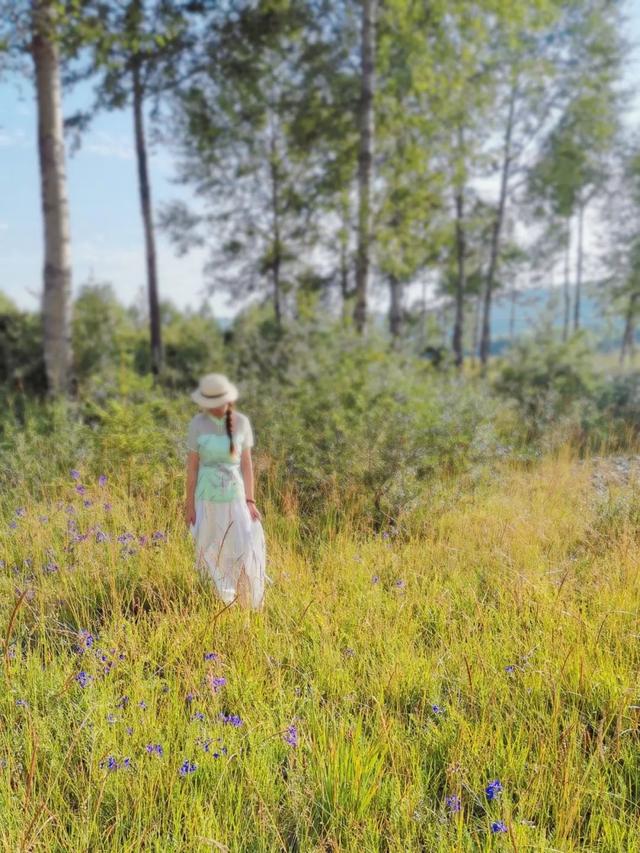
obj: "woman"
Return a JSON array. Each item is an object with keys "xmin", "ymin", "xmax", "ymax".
[{"xmin": 185, "ymin": 373, "xmax": 269, "ymax": 611}]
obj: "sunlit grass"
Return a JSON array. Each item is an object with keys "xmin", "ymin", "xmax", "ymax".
[{"xmin": 2, "ymin": 451, "xmax": 640, "ymax": 850}]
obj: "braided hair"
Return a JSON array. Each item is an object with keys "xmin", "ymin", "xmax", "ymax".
[{"xmin": 225, "ymin": 403, "xmax": 236, "ymax": 458}]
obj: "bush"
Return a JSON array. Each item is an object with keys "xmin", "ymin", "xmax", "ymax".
[
  {"xmin": 493, "ymin": 331, "xmax": 597, "ymax": 445},
  {"xmin": 592, "ymin": 371, "xmax": 640, "ymax": 447},
  {"xmin": 219, "ymin": 320, "xmax": 512, "ymax": 530},
  {"xmin": 0, "ymin": 305, "xmax": 47, "ymax": 395}
]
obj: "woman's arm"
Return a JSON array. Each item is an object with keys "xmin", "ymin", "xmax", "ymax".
[
  {"xmin": 241, "ymin": 448, "xmax": 261, "ymax": 521},
  {"xmin": 185, "ymin": 450, "xmax": 199, "ymax": 525}
]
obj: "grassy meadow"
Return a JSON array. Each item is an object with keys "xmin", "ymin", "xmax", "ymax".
[{"xmin": 3, "ymin": 433, "xmax": 640, "ymax": 851}]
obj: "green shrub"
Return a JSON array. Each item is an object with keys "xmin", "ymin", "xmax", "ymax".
[{"xmin": 493, "ymin": 330, "xmax": 597, "ymax": 444}]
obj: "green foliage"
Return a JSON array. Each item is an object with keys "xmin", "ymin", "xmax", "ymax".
[
  {"xmin": 592, "ymin": 372, "xmax": 640, "ymax": 446},
  {"xmin": 72, "ymin": 280, "xmax": 135, "ymax": 381},
  {"xmin": 494, "ymin": 330, "xmax": 597, "ymax": 442},
  {"xmin": 0, "ymin": 301, "xmax": 47, "ymax": 395},
  {"xmin": 161, "ymin": 304, "xmax": 226, "ymax": 389}
]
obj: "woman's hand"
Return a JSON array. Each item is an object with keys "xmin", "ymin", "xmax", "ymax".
[
  {"xmin": 185, "ymin": 502, "xmax": 196, "ymax": 527},
  {"xmin": 246, "ymin": 500, "xmax": 262, "ymax": 522}
]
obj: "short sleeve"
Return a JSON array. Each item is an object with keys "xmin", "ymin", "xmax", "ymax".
[
  {"xmin": 243, "ymin": 416, "xmax": 254, "ymax": 449},
  {"xmin": 186, "ymin": 416, "xmax": 200, "ymax": 453}
]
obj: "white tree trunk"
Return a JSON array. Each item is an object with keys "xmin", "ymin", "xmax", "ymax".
[
  {"xmin": 353, "ymin": 0, "xmax": 376, "ymax": 333},
  {"xmin": 574, "ymin": 199, "xmax": 585, "ymax": 332},
  {"xmin": 32, "ymin": 0, "xmax": 73, "ymax": 395}
]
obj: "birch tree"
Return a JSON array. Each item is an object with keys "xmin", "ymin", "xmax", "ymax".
[
  {"xmin": 1, "ymin": 0, "xmax": 75, "ymax": 394},
  {"xmin": 353, "ymin": 0, "xmax": 376, "ymax": 333},
  {"xmin": 33, "ymin": 0, "xmax": 74, "ymax": 394}
]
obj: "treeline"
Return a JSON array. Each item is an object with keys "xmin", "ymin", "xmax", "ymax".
[{"xmin": 2, "ymin": 0, "xmax": 639, "ymax": 395}]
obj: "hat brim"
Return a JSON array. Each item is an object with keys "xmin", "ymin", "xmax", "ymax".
[{"xmin": 191, "ymin": 386, "xmax": 239, "ymax": 408}]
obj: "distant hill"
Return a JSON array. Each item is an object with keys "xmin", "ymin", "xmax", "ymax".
[
  {"xmin": 208, "ymin": 287, "xmax": 631, "ymax": 354},
  {"xmin": 489, "ymin": 286, "xmax": 629, "ymax": 353}
]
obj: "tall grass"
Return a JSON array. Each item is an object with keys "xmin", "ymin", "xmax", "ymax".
[{"xmin": 2, "ymin": 444, "xmax": 640, "ymax": 851}]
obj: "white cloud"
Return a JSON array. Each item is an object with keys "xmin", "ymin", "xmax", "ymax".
[
  {"xmin": 0, "ymin": 128, "xmax": 29, "ymax": 149},
  {"xmin": 82, "ymin": 131, "xmax": 134, "ymax": 161}
]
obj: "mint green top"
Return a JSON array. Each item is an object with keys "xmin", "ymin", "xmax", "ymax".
[{"xmin": 187, "ymin": 411, "xmax": 254, "ymax": 502}]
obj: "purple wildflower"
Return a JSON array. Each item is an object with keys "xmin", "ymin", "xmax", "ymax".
[
  {"xmin": 394, "ymin": 578, "xmax": 405, "ymax": 588},
  {"xmin": 70, "ymin": 469, "xmax": 81, "ymax": 481},
  {"xmin": 146, "ymin": 743, "xmax": 163, "ymax": 755},
  {"xmin": 95, "ymin": 530, "xmax": 108, "ymax": 543},
  {"xmin": 15, "ymin": 507, "xmax": 26, "ymax": 518},
  {"xmin": 15, "ymin": 698, "xmax": 28, "ymax": 708},
  {"xmin": 505, "ymin": 665, "xmax": 515, "ymax": 673},
  {"xmin": 204, "ymin": 651, "xmax": 218, "ymax": 661},
  {"xmin": 283, "ymin": 724, "xmax": 298, "ymax": 747},
  {"xmin": 179, "ymin": 759, "xmax": 197, "ymax": 777},
  {"xmin": 191, "ymin": 711, "xmax": 205, "ymax": 722},
  {"xmin": 76, "ymin": 671, "xmax": 92, "ymax": 688},
  {"xmin": 98, "ymin": 475, "xmax": 107, "ymax": 487},
  {"xmin": 207, "ymin": 675, "xmax": 226, "ymax": 694},
  {"xmin": 106, "ymin": 714, "xmax": 116, "ymax": 724},
  {"xmin": 152, "ymin": 531, "xmax": 165, "ymax": 541},
  {"xmin": 219, "ymin": 712, "xmax": 243, "ymax": 727},
  {"xmin": 78, "ymin": 630, "xmax": 94, "ymax": 649},
  {"xmin": 432, "ymin": 704, "xmax": 444, "ymax": 715},
  {"xmin": 137, "ymin": 700, "xmax": 147, "ymax": 710},
  {"xmin": 371, "ymin": 575, "xmax": 380, "ymax": 583},
  {"xmin": 103, "ymin": 503, "xmax": 112, "ymax": 511},
  {"xmin": 83, "ymin": 499, "xmax": 92, "ymax": 509},
  {"xmin": 491, "ymin": 821, "xmax": 508, "ymax": 833},
  {"xmin": 116, "ymin": 695, "xmax": 129, "ymax": 708},
  {"xmin": 75, "ymin": 484, "xmax": 86, "ymax": 495},
  {"xmin": 102, "ymin": 756, "xmax": 118, "ymax": 771},
  {"xmin": 485, "ymin": 780, "xmax": 503, "ymax": 801},
  {"xmin": 445, "ymin": 794, "xmax": 461, "ymax": 813}
]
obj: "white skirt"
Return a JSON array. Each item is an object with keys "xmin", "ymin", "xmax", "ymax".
[{"xmin": 190, "ymin": 498, "xmax": 270, "ymax": 611}]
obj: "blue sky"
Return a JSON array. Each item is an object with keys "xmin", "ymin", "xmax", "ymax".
[
  {"xmin": 0, "ymin": 75, "xmax": 220, "ymax": 315},
  {"xmin": 2, "ymin": 1, "xmax": 640, "ymax": 319}
]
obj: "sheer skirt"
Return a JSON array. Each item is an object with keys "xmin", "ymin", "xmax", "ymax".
[{"xmin": 190, "ymin": 498, "xmax": 269, "ymax": 611}]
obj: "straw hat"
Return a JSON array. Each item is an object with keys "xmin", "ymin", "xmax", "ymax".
[{"xmin": 190, "ymin": 373, "xmax": 239, "ymax": 409}]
